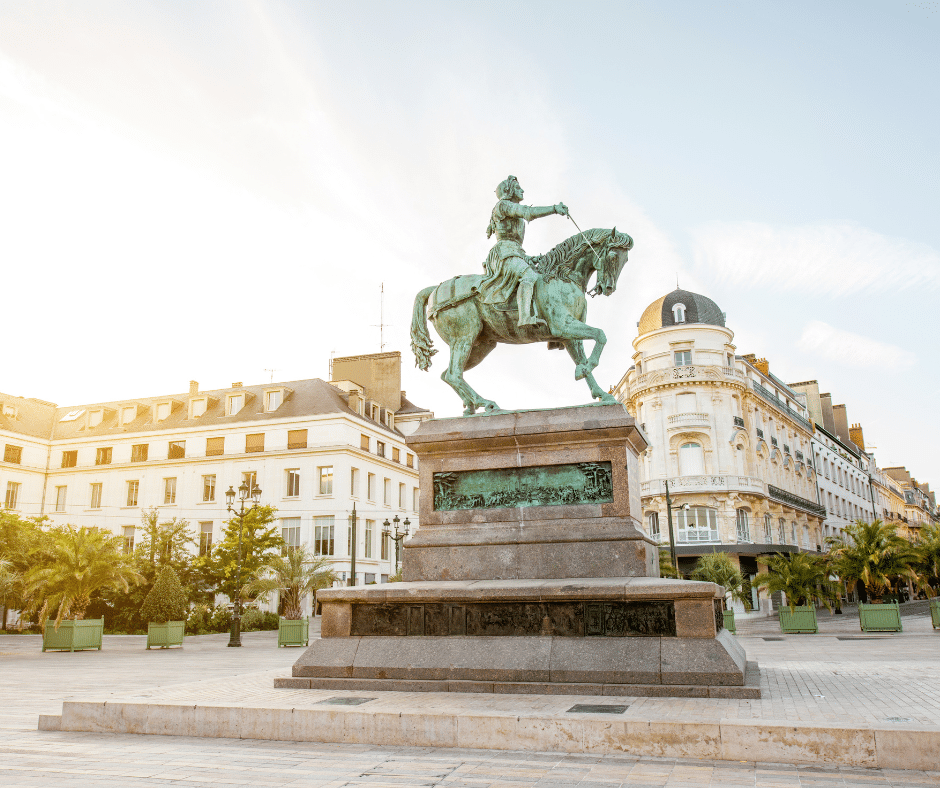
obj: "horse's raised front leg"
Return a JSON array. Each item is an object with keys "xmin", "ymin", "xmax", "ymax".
[
  {"xmin": 563, "ymin": 340, "xmax": 618, "ymax": 404},
  {"xmin": 550, "ymin": 314, "xmax": 607, "ymax": 380}
]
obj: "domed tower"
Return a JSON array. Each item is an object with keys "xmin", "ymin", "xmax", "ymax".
[{"xmin": 613, "ymin": 289, "xmax": 823, "ymax": 611}]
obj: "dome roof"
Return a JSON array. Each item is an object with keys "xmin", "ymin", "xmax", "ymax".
[{"xmin": 637, "ymin": 289, "xmax": 725, "ymax": 334}]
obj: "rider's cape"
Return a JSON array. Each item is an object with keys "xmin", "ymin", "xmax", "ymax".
[{"xmin": 480, "ymin": 239, "xmax": 529, "ymax": 305}]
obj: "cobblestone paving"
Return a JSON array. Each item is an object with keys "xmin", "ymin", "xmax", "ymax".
[{"xmin": 2, "ymin": 618, "xmax": 939, "ymax": 788}]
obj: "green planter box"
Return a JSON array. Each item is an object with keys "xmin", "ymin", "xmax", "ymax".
[
  {"xmin": 779, "ymin": 605, "xmax": 818, "ymax": 634},
  {"xmin": 42, "ymin": 617, "xmax": 104, "ymax": 652},
  {"xmin": 722, "ymin": 609, "xmax": 736, "ymax": 634},
  {"xmin": 278, "ymin": 617, "xmax": 309, "ymax": 647},
  {"xmin": 859, "ymin": 602, "xmax": 902, "ymax": 632},
  {"xmin": 930, "ymin": 598, "xmax": 940, "ymax": 630},
  {"xmin": 146, "ymin": 621, "xmax": 185, "ymax": 649}
]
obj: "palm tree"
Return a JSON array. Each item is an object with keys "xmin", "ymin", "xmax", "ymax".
[
  {"xmin": 690, "ymin": 552, "xmax": 749, "ymax": 608},
  {"xmin": 754, "ymin": 551, "xmax": 838, "ymax": 612},
  {"xmin": 0, "ymin": 558, "xmax": 19, "ymax": 630},
  {"xmin": 244, "ymin": 545, "xmax": 337, "ymax": 620},
  {"xmin": 826, "ymin": 519, "xmax": 916, "ymax": 603},
  {"xmin": 23, "ymin": 526, "xmax": 144, "ymax": 627},
  {"xmin": 912, "ymin": 522, "xmax": 940, "ymax": 597}
]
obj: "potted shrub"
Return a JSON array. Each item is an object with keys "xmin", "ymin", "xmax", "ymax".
[
  {"xmin": 24, "ymin": 526, "xmax": 142, "ymax": 652},
  {"xmin": 690, "ymin": 552, "xmax": 750, "ymax": 634},
  {"xmin": 755, "ymin": 552, "xmax": 837, "ymax": 634},
  {"xmin": 245, "ymin": 546, "xmax": 336, "ymax": 647},
  {"xmin": 827, "ymin": 520, "xmax": 915, "ymax": 633},
  {"xmin": 931, "ymin": 597, "xmax": 940, "ymax": 631},
  {"xmin": 141, "ymin": 566, "xmax": 188, "ymax": 649}
]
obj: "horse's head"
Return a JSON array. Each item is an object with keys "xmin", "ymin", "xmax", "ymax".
[{"xmin": 591, "ymin": 227, "xmax": 633, "ymax": 297}]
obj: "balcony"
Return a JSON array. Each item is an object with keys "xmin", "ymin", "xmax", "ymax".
[
  {"xmin": 630, "ymin": 365, "xmax": 749, "ymax": 397},
  {"xmin": 667, "ymin": 412, "xmax": 710, "ymax": 430},
  {"xmin": 641, "ymin": 475, "xmax": 766, "ymax": 497},
  {"xmin": 768, "ymin": 484, "xmax": 827, "ymax": 518},
  {"xmin": 751, "ymin": 381, "xmax": 813, "ymax": 432}
]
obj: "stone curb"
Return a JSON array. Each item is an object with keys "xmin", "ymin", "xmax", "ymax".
[{"xmin": 43, "ymin": 697, "xmax": 940, "ymax": 771}]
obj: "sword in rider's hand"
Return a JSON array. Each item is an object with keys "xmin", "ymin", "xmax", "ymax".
[{"xmin": 562, "ymin": 207, "xmax": 605, "ymax": 297}]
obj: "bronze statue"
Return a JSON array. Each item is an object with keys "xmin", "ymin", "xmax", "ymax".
[{"xmin": 411, "ymin": 176, "xmax": 633, "ymax": 415}]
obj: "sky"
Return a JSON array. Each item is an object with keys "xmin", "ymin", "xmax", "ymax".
[{"xmin": 0, "ymin": 1, "xmax": 938, "ymax": 485}]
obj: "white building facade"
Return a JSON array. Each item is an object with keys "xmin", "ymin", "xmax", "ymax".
[
  {"xmin": 613, "ymin": 289, "xmax": 826, "ymax": 613},
  {"xmin": 811, "ymin": 425, "xmax": 876, "ymax": 544}
]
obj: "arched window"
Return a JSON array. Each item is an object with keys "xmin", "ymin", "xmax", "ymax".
[
  {"xmin": 672, "ymin": 302, "xmax": 686, "ymax": 323},
  {"xmin": 778, "ymin": 518, "xmax": 787, "ymax": 543},
  {"xmin": 736, "ymin": 509, "xmax": 750, "ymax": 542},
  {"xmin": 764, "ymin": 513, "xmax": 773, "ymax": 542},
  {"xmin": 679, "ymin": 442, "xmax": 705, "ymax": 475},
  {"xmin": 647, "ymin": 511, "xmax": 660, "ymax": 537},
  {"xmin": 677, "ymin": 507, "xmax": 718, "ymax": 543}
]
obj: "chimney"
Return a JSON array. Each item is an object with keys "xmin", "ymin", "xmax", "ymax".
[
  {"xmin": 832, "ymin": 404, "xmax": 850, "ymax": 444},
  {"xmin": 849, "ymin": 423, "xmax": 865, "ymax": 451},
  {"xmin": 232, "ymin": 382, "xmax": 243, "ymax": 389},
  {"xmin": 753, "ymin": 358, "xmax": 770, "ymax": 376},
  {"xmin": 189, "ymin": 380, "xmax": 199, "ymax": 395},
  {"xmin": 820, "ymin": 393, "xmax": 836, "ymax": 434}
]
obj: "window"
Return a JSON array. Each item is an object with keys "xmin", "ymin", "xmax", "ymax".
[
  {"xmin": 155, "ymin": 402, "xmax": 171, "ymax": 421},
  {"xmin": 3, "ymin": 445, "xmax": 22, "ymax": 464},
  {"xmin": 384, "ymin": 478, "xmax": 391, "ymax": 505},
  {"xmin": 286, "ymin": 469, "xmax": 300, "ymax": 497},
  {"xmin": 678, "ymin": 442, "xmax": 705, "ymax": 475},
  {"xmin": 314, "ymin": 516, "xmax": 335, "ymax": 556},
  {"xmin": 351, "ymin": 467, "xmax": 360, "ymax": 497},
  {"xmin": 360, "ymin": 434, "xmax": 370, "ymax": 451},
  {"xmin": 227, "ymin": 393, "xmax": 244, "ymax": 415},
  {"xmin": 131, "ymin": 444, "xmax": 148, "ymax": 462},
  {"xmin": 364, "ymin": 519, "xmax": 374, "ymax": 558},
  {"xmin": 318, "ymin": 466, "xmax": 333, "ymax": 495},
  {"xmin": 90, "ymin": 483, "xmax": 102, "ymax": 509},
  {"xmin": 413, "ymin": 487, "xmax": 419, "ymax": 512},
  {"xmin": 672, "ymin": 302, "xmax": 686, "ymax": 323},
  {"xmin": 126, "ymin": 480, "xmax": 139, "ymax": 507},
  {"xmin": 190, "ymin": 398, "xmax": 207, "ymax": 418},
  {"xmin": 206, "ymin": 437, "xmax": 224, "ymax": 456},
  {"xmin": 406, "ymin": 453, "xmax": 414, "ymax": 468},
  {"xmin": 764, "ymin": 513, "xmax": 772, "ymax": 542},
  {"xmin": 393, "ymin": 447, "xmax": 400, "ymax": 463},
  {"xmin": 199, "ymin": 523, "xmax": 213, "ymax": 556},
  {"xmin": 4, "ymin": 482, "xmax": 20, "ymax": 509},
  {"xmin": 647, "ymin": 511, "xmax": 660, "ymax": 537},
  {"xmin": 736, "ymin": 509, "xmax": 750, "ymax": 542},
  {"xmin": 376, "ymin": 441, "xmax": 386, "ymax": 458},
  {"xmin": 243, "ymin": 471, "xmax": 258, "ymax": 495},
  {"xmin": 163, "ymin": 477, "xmax": 177, "ymax": 505},
  {"xmin": 61, "ymin": 450, "xmax": 77, "ymax": 468},
  {"xmin": 95, "ymin": 447, "xmax": 112, "ymax": 465},
  {"xmin": 265, "ymin": 390, "xmax": 283, "ymax": 411},
  {"xmin": 281, "ymin": 517, "xmax": 301, "ymax": 553},
  {"xmin": 791, "ymin": 524, "xmax": 797, "ymax": 544},
  {"xmin": 288, "ymin": 429, "xmax": 307, "ymax": 450},
  {"xmin": 676, "ymin": 507, "xmax": 718, "ymax": 543},
  {"xmin": 367, "ymin": 473, "xmax": 375, "ymax": 501},
  {"xmin": 55, "ymin": 485, "xmax": 67, "ymax": 512},
  {"xmin": 399, "ymin": 482, "xmax": 406, "ymax": 509},
  {"xmin": 778, "ymin": 518, "xmax": 787, "ymax": 543},
  {"xmin": 123, "ymin": 526, "xmax": 135, "ymax": 555},
  {"xmin": 674, "ymin": 350, "xmax": 692, "ymax": 367},
  {"xmin": 203, "ymin": 475, "xmax": 216, "ymax": 502},
  {"xmin": 246, "ymin": 433, "xmax": 264, "ymax": 453},
  {"xmin": 167, "ymin": 440, "xmax": 186, "ymax": 459}
]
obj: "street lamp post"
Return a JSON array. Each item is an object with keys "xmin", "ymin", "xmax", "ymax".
[
  {"xmin": 225, "ymin": 481, "xmax": 262, "ymax": 647},
  {"xmin": 382, "ymin": 515, "xmax": 411, "ymax": 574},
  {"xmin": 664, "ymin": 479, "xmax": 678, "ymax": 574},
  {"xmin": 348, "ymin": 503, "xmax": 357, "ymax": 587}
]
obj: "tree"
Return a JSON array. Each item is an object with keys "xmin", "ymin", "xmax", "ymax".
[
  {"xmin": 826, "ymin": 519, "xmax": 917, "ymax": 603},
  {"xmin": 137, "ymin": 508, "xmax": 194, "ymax": 575},
  {"xmin": 0, "ymin": 513, "xmax": 49, "ymax": 629},
  {"xmin": 193, "ymin": 505, "xmax": 283, "ymax": 602},
  {"xmin": 140, "ymin": 566, "xmax": 189, "ymax": 623},
  {"xmin": 244, "ymin": 546, "xmax": 336, "ymax": 619},
  {"xmin": 754, "ymin": 551, "xmax": 838, "ymax": 612},
  {"xmin": 912, "ymin": 522, "xmax": 940, "ymax": 597},
  {"xmin": 690, "ymin": 552, "xmax": 750, "ymax": 609},
  {"xmin": 23, "ymin": 525, "xmax": 144, "ymax": 626}
]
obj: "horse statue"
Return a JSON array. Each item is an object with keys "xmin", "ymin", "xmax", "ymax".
[{"xmin": 410, "ymin": 226, "xmax": 634, "ymax": 415}]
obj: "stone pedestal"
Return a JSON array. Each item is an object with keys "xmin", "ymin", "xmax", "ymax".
[{"xmin": 287, "ymin": 404, "xmax": 756, "ymax": 698}]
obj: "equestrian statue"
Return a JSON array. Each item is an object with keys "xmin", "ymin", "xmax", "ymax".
[{"xmin": 410, "ymin": 175, "xmax": 634, "ymax": 415}]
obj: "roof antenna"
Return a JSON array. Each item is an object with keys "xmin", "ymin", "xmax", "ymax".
[
  {"xmin": 264, "ymin": 368, "xmax": 277, "ymax": 383},
  {"xmin": 371, "ymin": 283, "xmax": 390, "ymax": 351},
  {"xmin": 676, "ymin": 273, "xmax": 680, "ymax": 290}
]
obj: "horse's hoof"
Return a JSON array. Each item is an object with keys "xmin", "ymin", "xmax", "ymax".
[
  {"xmin": 462, "ymin": 404, "xmax": 477, "ymax": 416},
  {"xmin": 599, "ymin": 393, "xmax": 619, "ymax": 405}
]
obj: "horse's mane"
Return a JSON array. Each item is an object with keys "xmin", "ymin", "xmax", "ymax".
[{"xmin": 532, "ymin": 228, "xmax": 633, "ymax": 280}]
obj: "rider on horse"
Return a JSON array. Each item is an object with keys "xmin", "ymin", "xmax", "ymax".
[{"xmin": 481, "ymin": 176, "xmax": 569, "ymax": 327}]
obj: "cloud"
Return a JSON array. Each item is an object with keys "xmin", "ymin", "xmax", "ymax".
[
  {"xmin": 690, "ymin": 221, "xmax": 940, "ymax": 297},
  {"xmin": 797, "ymin": 320, "xmax": 916, "ymax": 370}
]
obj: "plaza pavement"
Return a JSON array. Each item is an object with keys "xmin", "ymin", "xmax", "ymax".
[{"xmin": 1, "ymin": 612, "xmax": 939, "ymax": 788}]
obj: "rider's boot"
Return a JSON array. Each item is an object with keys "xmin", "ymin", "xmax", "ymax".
[{"xmin": 516, "ymin": 279, "xmax": 546, "ymax": 327}]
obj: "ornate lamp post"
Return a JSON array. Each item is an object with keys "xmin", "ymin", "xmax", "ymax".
[
  {"xmin": 382, "ymin": 515, "xmax": 411, "ymax": 574},
  {"xmin": 224, "ymin": 481, "xmax": 262, "ymax": 647}
]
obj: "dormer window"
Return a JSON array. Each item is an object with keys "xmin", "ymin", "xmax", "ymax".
[
  {"xmin": 89, "ymin": 409, "xmax": 105, "ymax": 427},
  {"xmin": 2, "ymin": 404, "xmax": 17, "ymax": 419},
  {"xmin": 190, "ymin": 398, "xmax": 208, "ymax": 418},
  {"xmin": 672, "ymin": 303, "xmax": 686, "ymax": 323},
  {"xmin": 263, "ymin": 388, "xmax": 289, "ymax": 412},
  {"xmin": 120, "ymin": 405, "xmax": 138, "ymax": 426},
  {"xmin": 227, "ymin": 393, "xmax": 244, "ymax": 416},
  {"xmin": 155, "ymin": 402, "xmax": 171, "ymax": 422}
]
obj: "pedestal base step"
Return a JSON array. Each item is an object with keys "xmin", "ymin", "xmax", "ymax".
[{"xmin": 276, "ymin": 661, "xmax": 761, "ymax": 699}]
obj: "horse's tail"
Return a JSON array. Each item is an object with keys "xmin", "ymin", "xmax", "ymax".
[{"xmin": 410, "ymin": 286, "xmax": 438, "ymax": 371}]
